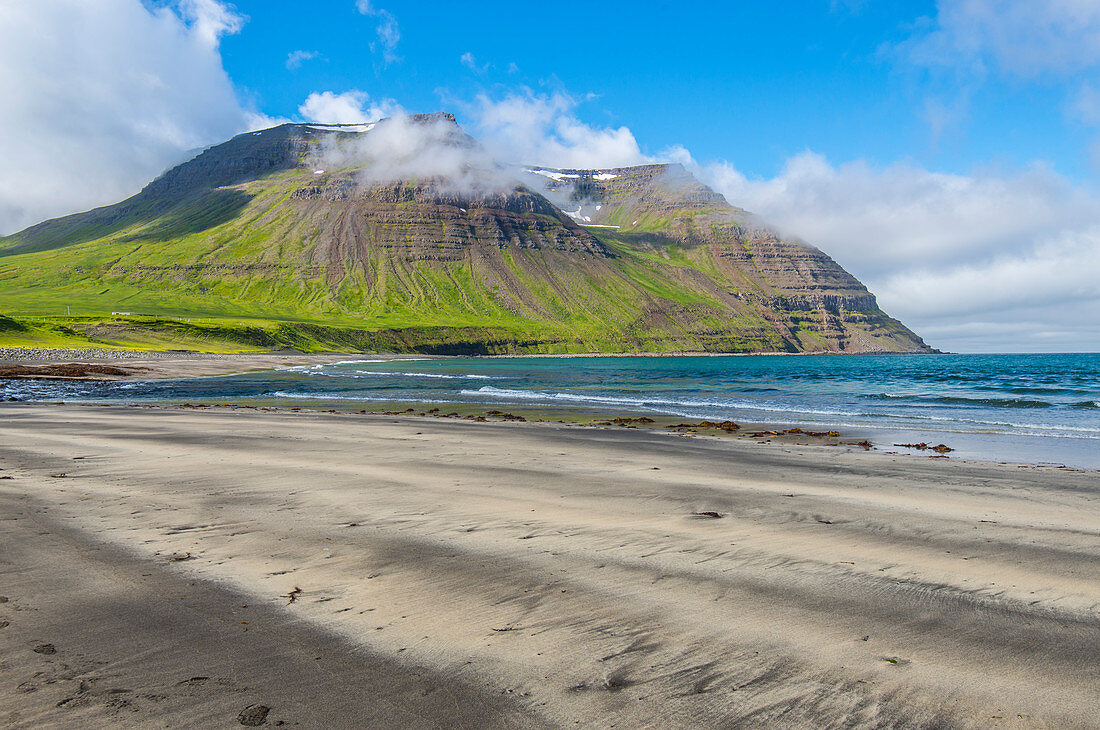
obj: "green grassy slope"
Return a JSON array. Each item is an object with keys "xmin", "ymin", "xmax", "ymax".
[{"xmin": 0, "ymin": 123, "xmax": 931, "ymax": 354}]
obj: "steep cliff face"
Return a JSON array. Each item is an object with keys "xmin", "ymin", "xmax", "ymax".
[
  {"xmin": 526, "ymin": 164, "xmax": 927, "ymax": 353},
  {"xmin": 291, "ymin": 177, "xmax": 612, "ymax": 266},
  {"xmin": 531, "ymin": 163, "xmax": 874, "ymax": 306},
  {"xmin": 0, "ymin": 117, "xmax": 932, "ymax": 354}
]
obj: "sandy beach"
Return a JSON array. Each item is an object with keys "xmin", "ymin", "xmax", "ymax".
[{"xmin": 0, "ymin": 403, "xmax": 1098, "ymax": 728}]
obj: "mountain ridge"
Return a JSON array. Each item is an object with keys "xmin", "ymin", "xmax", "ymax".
[{"xmin": 0, "ymin": 116, "xmax": 933, "ymax": 355}]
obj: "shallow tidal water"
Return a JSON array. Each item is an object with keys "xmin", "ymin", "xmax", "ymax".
[{"xmin": 4, "ymin": 353, "xmax": 1099, "ymax": 468}]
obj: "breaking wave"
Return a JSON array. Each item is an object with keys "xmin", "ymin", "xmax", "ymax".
[
  {"xmin": 268, "ymin": 391, "xmax": 449, "ymax": 404},
  {"xmin": 865, "ymin": 393, "xmax": 1054, "ymax": 408},
  {"xmin": 461, "ymin": 386, "xmax": 865, "ymax": 418}
]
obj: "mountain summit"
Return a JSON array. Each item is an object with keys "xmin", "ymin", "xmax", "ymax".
[{"xmin": 0, "ymin": 116, "xmax": 931, "ymax": 354}]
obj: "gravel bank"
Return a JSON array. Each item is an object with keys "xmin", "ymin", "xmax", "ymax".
[{"xmin": 0, "ymin": 347, "xmax": 207, "ymax": 362}]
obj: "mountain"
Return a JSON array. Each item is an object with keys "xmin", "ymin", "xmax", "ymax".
[{"xmin": 0, "ymin": 114, "xmax": 932, "ymax": 354}]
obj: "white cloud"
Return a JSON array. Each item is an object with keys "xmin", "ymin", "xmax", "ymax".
[
  {"xmin": 898, "ymin": 0, "xmax": 1100, "ymax": 78},
  {"xmin": 286, "ymin": 49, "xmax": 320, "ymax": 70},
  {"xmin": 298, "ymin": 90, "xmax": 401, "ymax": 124},
  {"xmin": 0, "ymin": 0, "xmax": 260, "ymax": 236},
  {"xmin": 176, "ymin": 0, "xmax": 245, "ymax": 48},
  {"xmin": 466, "ymin": 90, "xmax": 653, "ymax": 169},
  {"xmin": 355, "ymin": 1, "xmax": 400, "ymax": 65},
  {"xmin": 700, "ymin": 153, "xmax": 1100, "ymax": 352},
  {"xmin": 299, "ymin": 91, "xmax": 368, "ymax": 124},
  {"xmin": 875, "ymin": 229, "xmax": 1100, "ymax": 318}
]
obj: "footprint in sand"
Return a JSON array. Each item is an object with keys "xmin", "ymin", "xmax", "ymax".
[
  {"xmin": 238, "ymin": 704, "xmax": 271, "ymax": 726},
  {"xmin": 33, "ymin": 642, "xmax": 56, "ymax": 655}
]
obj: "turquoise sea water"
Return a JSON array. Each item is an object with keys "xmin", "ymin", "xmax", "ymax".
[{"xmin": 4, "ymin": 353, "xmax": 1099, "ymax": 468}]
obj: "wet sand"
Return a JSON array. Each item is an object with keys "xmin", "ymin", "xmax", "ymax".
[{"xmin": 1, "ymin": 404, "xmax": 1098, "ymax": 728}]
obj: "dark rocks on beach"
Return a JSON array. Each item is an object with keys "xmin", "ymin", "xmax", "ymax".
[
  {"xmin": 486, "ymin": 410, "xmax": 527, "ymax": 421},
  {"xmin": 896, "ymin": 442, "xmax": 954, "ymax": 453},
  {"xmin": 0, "ymin": 363, "xmax": 136, "ymax": 380},
  {"xmin": 673, "ymin": 420, "xmax": 740, "ymax": 432},
  {"xmin": 611, "ymin": 416, "xmax": 656, "ymax": 425}
]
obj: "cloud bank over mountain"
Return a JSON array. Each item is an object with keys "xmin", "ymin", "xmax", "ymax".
[{"xmin": 701, "ymin": 154, "xmax": 1100, "ymax": 352}]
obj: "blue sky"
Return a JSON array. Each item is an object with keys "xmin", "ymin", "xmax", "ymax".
[
  {"xmin": 3, "ymin": 0, "xmax": 1100, "ymax": 351},
  {"xmin": 220, "ymin": 0, "xmax": 1089, "ymax": 182}
]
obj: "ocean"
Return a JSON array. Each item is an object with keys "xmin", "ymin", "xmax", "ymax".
[{"xmin": 4, "ymin": 353, "xmax": 1098, "ymax": 468}]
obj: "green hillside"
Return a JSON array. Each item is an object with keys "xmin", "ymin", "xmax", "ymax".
[{"xmin": 0, "ymin": 117, "xmax": 931, "ymax": 354}]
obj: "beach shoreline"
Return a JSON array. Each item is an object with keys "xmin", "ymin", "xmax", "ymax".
[
  {"xmin": 0, "ymin": 346, "xmax": 940, "ymax": 372},
  {"xmin": 1, "ymin": 351, "xmax": 1096, "ymax": 470},
  {"xmin": 1, "ymin": 403, "xmax": 1097, "ymax": 727}
]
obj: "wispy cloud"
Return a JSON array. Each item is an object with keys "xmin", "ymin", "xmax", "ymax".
[
  {"xmin": 460, "ymin": 52, "xmax": 489, "ymax": 74},
  {"xmin": 880, "ymin": 1, "xmax": 1100, "ymax": 158},
  {"xmin": 286, "ymin": 50, "xmax": 320, "ymax": 70},
  {"xmin": 894, "ymin": 0, "xmax": 1100, "ymax": 79},
  {"xmin": 355, "ymin": 1, "xmax": 400, "ymax": 65}
]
